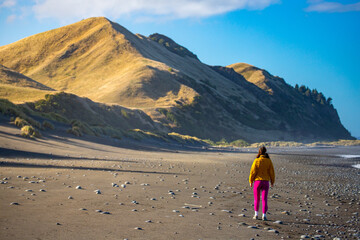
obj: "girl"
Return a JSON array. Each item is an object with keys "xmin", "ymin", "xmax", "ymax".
[{"xmin": 249, "ymin": 146, "xmax": 275, "ymax": 221}]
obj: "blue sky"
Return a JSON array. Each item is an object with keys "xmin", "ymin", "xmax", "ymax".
[{"xmin": 0, "ymin": 0, "xmax": 359, "ymax": 138}]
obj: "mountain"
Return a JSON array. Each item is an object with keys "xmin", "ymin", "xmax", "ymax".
[{"xmin": 0, "ymin": 17, "xmax": 353, "ymax": 142}]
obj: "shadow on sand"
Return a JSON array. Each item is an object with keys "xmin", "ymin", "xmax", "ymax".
[
  {"xmin": 0, "ymin": 161, "xmax": 179, "ymax": 175},
  {"xmin": 0, "ymin": 147, "xmax": 137, "ymax": 163}
]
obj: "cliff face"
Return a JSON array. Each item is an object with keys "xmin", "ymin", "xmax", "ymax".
[{"xmin": 0, "ymin": 17, "xmax": 353, "ymax": 142}]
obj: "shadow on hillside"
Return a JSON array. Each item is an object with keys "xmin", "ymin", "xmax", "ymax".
[
  {"xmin": 40, "ymin": 127, "xmax": 212, "ymax": 154},
  {"xmin": 0, "ymin": 161, "xmax": 179, "ymax": 175}
]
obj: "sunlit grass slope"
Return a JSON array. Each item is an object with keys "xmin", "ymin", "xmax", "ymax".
[{"xmin": 0, "ymin": 17, "xmax": 197, "ymax": 108}]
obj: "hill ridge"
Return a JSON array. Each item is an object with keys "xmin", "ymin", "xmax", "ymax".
[{"xmin": 0, "ymin": 17, "xmax": 353, "ymax": 142}]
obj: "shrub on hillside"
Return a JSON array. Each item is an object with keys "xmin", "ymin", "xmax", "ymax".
[
  {"xmin": 21, "ymin": 125, "xmax": 41, "ymax": 138},
  {"xmin": 14, "ymin": 117, "xmax": 29, "ymax": 128},
  {"xmin": 67, "ymin": 126, "xmax": 82, "ymax": 136},
  {"xmin": 70, "ymin": 120, "xmax": 94, "ymax": 135},
  {"xmin": 42, "ymin": 120, "xmax": 55, "ymax": 130},
  {"xmin": 0, "ymin": 99, "xmax": 41, "ymax": 128},
  {"xmin": 230, "ymin": 139, "xmax": 250, "ymax": 147}
]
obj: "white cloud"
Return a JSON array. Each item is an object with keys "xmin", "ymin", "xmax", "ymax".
[
  {"xmin": 0, "ymin": 0, "xmax": 16, "ymax": 8},
  {"xmin": 306, "ymin": 1, "xmax": 360, "ymax": 12},
  {"xmin": 6, "ymin": 14, "xmax": 16, "ymax": 22},
  {"xmin": 32, "ymin": 0, "xmax": 279, "ymax": 22}
]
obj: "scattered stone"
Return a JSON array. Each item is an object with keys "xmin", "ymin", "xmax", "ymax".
[
  {"xmin": 247, "ymin": 226, "xmax": 258, "ymax": 229},
  {"xmin": 68, "ymin": 196, "xmax": 73, "ymax": 199},
  {"xmin": 95, "ymin": 210, "xmax": 102, "ymax": 213},
  {"xmin": 238, "ymin": 214, "xmax": 246, "ymax": 217},
  {"xmin": 76, "ymin": 186, "xmax": 82, "ymax": 190},
  {"xmin": 273, "ymin": 220, "xmax": 283, "ymax": 224},
  {"xmin": 10, "ymin": 202, "xmax": 19, "ymax": 205},
  {"xmin": 221, "ymin": 210, "xmax": 232, "ymax": 213},
  {"xmin": 150, "ymin": 198, "xmax": 156, "ymax": 201},
  {"xmin": 134, "ymin": 227, "xmax": 142, "ymax": 230},
  {"xmin": 79, "ymin": 208, "xmax": 87, "ymax": 211},
  {"xmin": 39, "ymin": 189, "xmax": 46, "ymax": 192},
  {"xmin": 112, "ymin": 183, "xmax": 119, "ymax": 187},
  {"xmin": 94, "ymin": 190, "xmax": 101, "ymax": 194},
  {"xmin": 145, "ymin": 220, "xmax": 152, "ymax": 223},
  {"xmin": 101, "ymin": 211, "xmax": 111, "ymax": 214}
]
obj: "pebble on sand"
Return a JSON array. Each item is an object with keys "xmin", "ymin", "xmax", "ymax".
[
  {"xmin": 221, "ymin": 210, "xmax": 232, "ymax": 213},
  {"xmin": 10, "ymin": 202, "xmax": 19, "ymax": 205},
  {"xmin": 76, "ymin": 186, "xmax": 82, "ymax": 190},
  {"xmin": 94, "ymin": 190, "xmax": 101, "ymax": 194},
  {"xmin": 247, "ymin": 226, "xmax": 258, "ymax": 229}
]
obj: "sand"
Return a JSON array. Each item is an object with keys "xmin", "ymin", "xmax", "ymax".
[{"xmin": 0, "ymin": 123, "xmax": 359, "ymax": 239}]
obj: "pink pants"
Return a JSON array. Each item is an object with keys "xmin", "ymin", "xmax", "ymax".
[{"xmin": 253, "ymin": 180, "xmax": 269, "ymax": 214}]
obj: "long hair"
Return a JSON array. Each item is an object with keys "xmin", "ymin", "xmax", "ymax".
[{"xmin": 256, "ymin": 146, "xmax": 269, "ymax": 158}]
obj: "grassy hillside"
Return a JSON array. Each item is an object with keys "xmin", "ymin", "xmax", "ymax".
[
  {"xmin": 0, "ymin": 92, "xmax": 210, "ymax": 144},
  {"xmin": 0, "ymin": 64, "xmax": 55, "ymax": 103},
  {"xmin": 0, "ymin": 84, "xmax": 54, "ymax": 103},
  {"xmin": 0, "ymin": 17, "xmax": 197, "ymax": 109},
  {"xmin": 0, "ymin": 64, "xmax": 53, "ymax": 91}
]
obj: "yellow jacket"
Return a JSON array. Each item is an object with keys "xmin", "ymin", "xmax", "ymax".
[{"xmin": 249, "ymin": 155, "xmax": 275, "ymax": 185}]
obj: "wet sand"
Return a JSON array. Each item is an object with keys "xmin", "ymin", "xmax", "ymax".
[{"xmin": 0, "ymin": 124, "xmax": 359, "ymax": 239}]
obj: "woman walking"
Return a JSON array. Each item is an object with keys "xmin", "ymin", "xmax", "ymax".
[{"xmin": 249, "ymin": 146, "xmax": 275, "ymax": 221}]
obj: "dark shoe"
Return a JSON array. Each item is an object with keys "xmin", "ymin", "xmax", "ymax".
[
  {"xmin": 262, "ymin": 216, "xmax": 268, "ymax": 221},
  {"xmin": 253, "ymin": 215, "xmax": 258, "ymax": 220}
]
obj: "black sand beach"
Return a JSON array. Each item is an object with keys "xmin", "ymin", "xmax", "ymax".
[{"xmin": 1, "ymin": 124, "xmax": 359, "ymax": 239}]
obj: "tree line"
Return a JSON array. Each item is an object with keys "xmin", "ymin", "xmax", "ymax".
[{"xmin": 295, "ymin": 84, "xmax": 333, "ymax": 107}]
